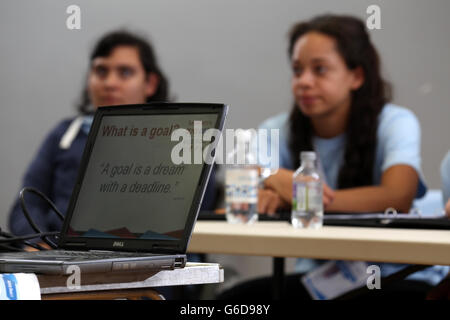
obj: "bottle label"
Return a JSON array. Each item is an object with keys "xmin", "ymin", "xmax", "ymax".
[
  {"xmin": 225, "ymin": 169, "xmax": 258, "ymax": 204},
  {"xmin": 293, "ymin": 181, "xmax": 322, "ymax": 211},
  {"xmin": 0, "ymin": 273, "xmax": 41, "ymax": 300}
]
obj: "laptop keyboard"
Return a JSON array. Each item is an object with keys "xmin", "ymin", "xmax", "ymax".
[{"xmin": 31, "ymin": 250, "xmax": 154, "ymax": 260}]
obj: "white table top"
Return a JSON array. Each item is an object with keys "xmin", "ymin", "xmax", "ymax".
[{"xmin": 188, "ymin": 221, "xmax": 450, "ymax": 265}]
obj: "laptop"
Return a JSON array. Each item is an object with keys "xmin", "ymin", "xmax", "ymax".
[{"xmin": 0, "ymin": 102, "xmax": 228, "ymax": 274}]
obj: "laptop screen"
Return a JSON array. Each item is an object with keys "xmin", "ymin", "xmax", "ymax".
[{"xmin": 66, "ymin": 111, "xmax": 219, "ymax": 242}]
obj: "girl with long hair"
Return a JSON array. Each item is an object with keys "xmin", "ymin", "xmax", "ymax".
[{"xmin": 222, "ymin": 15, "xmax": 448, "ymax": 300}]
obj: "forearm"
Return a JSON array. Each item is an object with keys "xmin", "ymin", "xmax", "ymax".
[
  {"xmin": 326, "ymin": 185, "xmax": 415, "ymax": 213},
  {"xmin": 264, "ymin": 165, "xmax": 418, "ymax": 213}
]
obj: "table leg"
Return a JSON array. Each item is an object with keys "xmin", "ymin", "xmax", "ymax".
[{"xmin": 272, "ymin": 257, "xmax": 285, "ymax": 299}]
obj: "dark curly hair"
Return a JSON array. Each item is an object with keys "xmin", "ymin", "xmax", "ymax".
[
  {"xmin": 77, "ymin": 30, "xmax": 169, "ymax": 114},
  {"xmin": 288, "ymin": 15, "xmax": 392, "ymax": 188}
]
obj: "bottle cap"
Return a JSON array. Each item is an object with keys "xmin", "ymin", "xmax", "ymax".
[{"xmin": 300, "ymin": 151, "xmax": 316, "ymax": 160}]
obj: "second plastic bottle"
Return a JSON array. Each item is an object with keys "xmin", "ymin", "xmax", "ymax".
[{"xmin": 292, "ymin": 151, "xmax": 323, "ymax": 229}]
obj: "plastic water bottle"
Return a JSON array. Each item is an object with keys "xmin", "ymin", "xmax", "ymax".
[
  {"xmin": 292, "ymin": 151, "xmax": 323, "ymax": 229},
  {"xmin": 225, "ymin": 130, "xmax": 259, "ymax": 224}
]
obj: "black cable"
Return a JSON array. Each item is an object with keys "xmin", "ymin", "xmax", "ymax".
[
  {"xmin": 0, "ymin": 187, "xmax": 63, "ymax": 251},
  {"xmin": 0, "ymin": 228, "xmax": 58, "ymax": 252},
  {"xmin": 0, "ymin": 229, "xmax": 46, "ymax": 251},
  {"xmin": 19, "ymin": 187, "xmax": 64, "ymax": 248},
  {"xmin": 0, "ymin": 187, "xmax": 62, "ymax": 251},
  {"xmin": 0, "ymin": 231, "xmax": 60, "ymax": 244}
]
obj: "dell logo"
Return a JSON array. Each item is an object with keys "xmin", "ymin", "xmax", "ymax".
[{"xmin": 113, "ymin": 241, "xmax": 124, "ymax": 247}]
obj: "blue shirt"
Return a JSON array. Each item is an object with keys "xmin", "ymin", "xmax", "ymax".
[
  {"xmin": 258, "ymin": 104, "xmax": 426, "ymax": 196},
  {"xmin": 9, "ymin": 118, "xmax": 87, "ymax": 235},
  {"xmin": 257, "ymin": 103, "xmax": 448, "ymax": 286}
]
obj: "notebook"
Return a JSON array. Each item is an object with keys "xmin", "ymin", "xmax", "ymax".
[{"xmin": 0, "ymin": 102, "xmax": 228, "ymax": 274}]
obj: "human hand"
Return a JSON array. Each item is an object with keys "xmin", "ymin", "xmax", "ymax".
[
  {"xmin": 258, "ymin": 183, "xmax": 334, "ymax": 215},
  {"xmin": 263, "ymin": 168, "xmax": 294, "ymax": 203},
  {"xmin": 264, "ymin": 169, "xmax": 335, "ymax": 209},
  {"xmin": 257, "ymin": 188, "xmax": 289, "ymax": 216}
]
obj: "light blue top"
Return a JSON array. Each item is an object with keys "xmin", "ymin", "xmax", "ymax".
[
  {"xmin": 441, "ymin": 150, "xmax": 450, "ymax": 204},
  {"xmin": 257, "ymin": 103, "xmax": 448, "ymax": 286},
  {"xmin": 258, "ymin": 103, "xmax": 426, "ymax": 197}
]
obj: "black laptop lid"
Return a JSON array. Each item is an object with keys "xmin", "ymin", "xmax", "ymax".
[{"xmin": 58, "ymin": 103, "xmax": 227, "ymax": 254}]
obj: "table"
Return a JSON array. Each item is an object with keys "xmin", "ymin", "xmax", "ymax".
[
  {"xmin": 189, "ymin": 221, "xmax": 450, "ymax": 264},
  {"xmin": 188, "ymin": 221, "xmax": 450, "ymax": 298},
  {"xmin": 38, "ymin": 262, "xmax": 223, "ymax": 300}
]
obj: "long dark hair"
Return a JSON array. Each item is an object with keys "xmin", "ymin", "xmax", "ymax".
[
  {"xmin": 77, "ymin": 30, "xmax": 169, "ymax": 114},
  {"xmin": 288, "ymin": 15, "xmax": 392, "ymax": 188}
]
